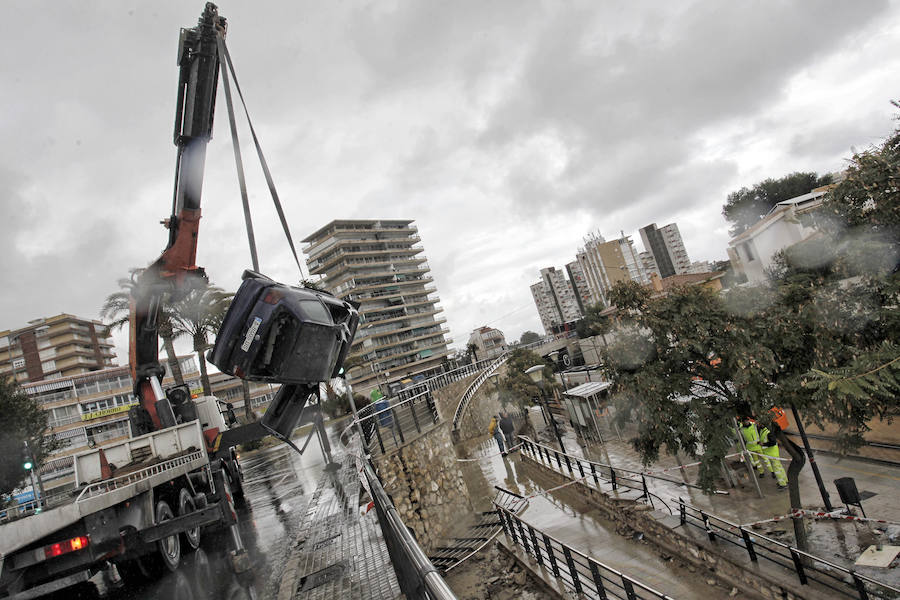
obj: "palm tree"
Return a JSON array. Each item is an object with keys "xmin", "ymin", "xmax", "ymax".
[
  {"xmin": 100, "ymin": 272, "xmax": 185, "ymax": 386},
  {"xmin": 169, "ymin": 286, "xmax": 233, "ymax": 397}
]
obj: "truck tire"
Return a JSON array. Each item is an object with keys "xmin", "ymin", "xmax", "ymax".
[
  {"xmin": 152, "ymin": 499, "xmax": 181, "ymax": 572},
  {"xmin": 177, "ymin": 487, "xmax": 201, "ymax": 551}
]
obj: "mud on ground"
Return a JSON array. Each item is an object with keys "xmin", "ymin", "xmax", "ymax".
[{"xmin": 443, "ymin": 541, "xmax": 559, "ymax": 599}]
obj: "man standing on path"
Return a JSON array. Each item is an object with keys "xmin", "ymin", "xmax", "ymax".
[
  {"xmin": 738, "ymin": 415, "xmax": 766, "ymax": 478},
  {"xmin": 760, "ymin": 423, "xmax": 788, "ymax": 489},
  {"xmin": 499, "ymin": 411, "xmax": 516, "ymax": 452},
  {"xmin": 489, "ymin": 415, "xmax": 505, "ymax": 454}
]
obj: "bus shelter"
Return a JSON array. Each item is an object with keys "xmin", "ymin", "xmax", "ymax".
[{"xmin": 562, "ymin": 381, "xmax": 614, "ymax": 443}]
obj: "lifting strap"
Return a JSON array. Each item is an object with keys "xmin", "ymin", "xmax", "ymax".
[
  {"xmin": 217, "ymin": 32, "xmax": 259, "ymax": 272},
  {"xmin": 216, "ymin": 33, "xmax": 306, "ymax": 278}
]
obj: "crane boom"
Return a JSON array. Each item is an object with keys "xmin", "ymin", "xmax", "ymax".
[{"xmin": 129, "ymin": 3, "xmax": 225, "ymax": 431}]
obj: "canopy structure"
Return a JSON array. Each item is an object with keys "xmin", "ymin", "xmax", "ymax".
[
  {"xmin": 564, "ymin": 381, "xmax": 611, "ymax": 399},
  {"xmin": 562, "ymin": 381, "xmax": 615, "ymax": 443}
]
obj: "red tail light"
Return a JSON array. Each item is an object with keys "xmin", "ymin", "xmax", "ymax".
[
  {"xmin": 44, "ymin": 536, "xmax": 89, "ymax": 559},
  {"xmin": 262, "ymin": 290, "xmax": 284, "ymax": 304}
]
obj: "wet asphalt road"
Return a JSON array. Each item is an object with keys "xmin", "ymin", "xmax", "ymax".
[{"xmin": 89, "ymin": 423, "xmax": 345, "ymax": 600}]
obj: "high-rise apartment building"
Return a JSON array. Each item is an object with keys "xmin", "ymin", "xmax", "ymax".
[
  {"xmin": 1, "ymin": 314, "xmax": 117, "ymax": 384},
  {"xmin": 530, "ymin": 267, "xmax": 582, "ymax": 335},
  {"xmin": 639, "ymin": 223, "xmax": 691, "ymax": 278},
  {"xmin": 575, "ymin": 232, "xmax": 648, "ymax": 307},
  {"xmin": 302, "ymin": 220, "xmax": 451, "ymax": 394},
  {"xmin": 565, "ymin": 260, "xmax": 593, "ymax": 315},
  {"xmin": 638, "ymin": 251, "xmax": 659, "ymax": 278}
]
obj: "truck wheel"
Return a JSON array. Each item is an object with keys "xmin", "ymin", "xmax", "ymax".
[
  {"xmin": 177, "ymin": 487, "xmax": 201, "ymax": 551},
  {"xmin": 153, "ymin": 499, "xmax": 181, "ymax": 572}
]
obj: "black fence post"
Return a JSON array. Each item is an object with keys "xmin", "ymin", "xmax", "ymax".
[
  {"xmin": 739, "ymin": 527, "xmax": 758, "ymax": 562},
  {"xmin": 408, "ymin": 399, "xmax": 421, "ymax": 433},
  {"xmin": 392, "ymin": 406, "xmax": 405, "ymax": 444},
  {"xmin": 517, "ymin": 518, "xmax": 532, "ymax": 557},
  {"xmin": 679, "ymin": 498, "xmax": 686, "ymax": 525},
  {"xmin": 554, "ymin": 450, "xmax": 563, "ymax": 471},
  {"xmin": 590, "ymin": 463, "xmax": 599, "ymax": 487},
  {"xmin": 563, "ymin": 546, "xmax": 582, "ymax": 594},
  {"xmin": 700, "ymin": 511, "xmax": 715, "ymax": 542},
  {"xmin": 576, "ymin": 458, "xmax": 585, "ymax": 479},
  {"xmin": 610, "ymin": 467, "xmax": 618, "ymax": 491},
  {"xmin": 641, "ymin": 475, "xmax": 654, "ymax": 509},
  {"xmin": 850, "ymin": 572, "xmax": 870, "ymax": 600},
  {"xmin": 589, "ymin": 560, "xmax": 608, "ymax": 600},
  {"xmin": 622, "ymin": 577, "xmax": 638, "ymax": 600},
  {"xmin": 789, "ymin": 548, "xmax": 809, "ymax": 585},
  {"xmin": 563, "ymin": 453, "xmax": 574, "ymax": 475},
  {"xmin": 543, "ymin": 534, "xmax": 560, "ymax": 578},
  {"xmin": 373, "ymin": 418, "xmax": 386, "ymax": 454},
  {"xmin": 528, "ymin": 526, "xmax": 543, "ymax": 567}
]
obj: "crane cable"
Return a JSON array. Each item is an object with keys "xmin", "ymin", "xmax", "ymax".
[{"xmin": 216, "ymin": 32, "xmax": 305, "ymax": 278}]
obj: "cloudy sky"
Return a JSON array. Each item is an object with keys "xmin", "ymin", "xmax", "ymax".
[{"xmin": 2, "ymin": 1, "xmax": 899, "ymax": 363}]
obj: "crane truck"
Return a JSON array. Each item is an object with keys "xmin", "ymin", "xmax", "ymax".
[{"xmin": 0, "ymin": 4, "xmax": 358, "ymax": 598}]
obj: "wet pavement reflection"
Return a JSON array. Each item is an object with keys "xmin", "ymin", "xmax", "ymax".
[{"xmin": 67, "ymin": 422, "xmax": 346, "ymax": 600}]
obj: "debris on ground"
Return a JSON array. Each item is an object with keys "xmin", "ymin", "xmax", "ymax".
[{"xmin": 442, "ymin": 541, "xmax": 557, "ymax": 599}]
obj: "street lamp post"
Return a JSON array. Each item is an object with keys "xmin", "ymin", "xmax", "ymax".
[
  {"xmin": 526, "ymin": 365, "xmax": 566, "ymax": 453},
  {"xmin": 23, "ymin": 440, "xmax": 45, "ymax": 511}
]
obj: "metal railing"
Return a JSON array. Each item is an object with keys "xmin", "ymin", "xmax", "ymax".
[
  {"xmin": 495, "ymin": 503, "xmax": 674, "ymax": 600},
  {"xmin": 0, "ymin": 490, "xmax": 73, "ymax": 524},
  {"xmin": 361, "ymin": 459, "xmax": 457, "ymax": 599},
  {"xmin": 76, "ymin": 450, "xmax": 206, "ymax": 501},
  {"xmin": 518, "ymin": 436, "xmax": 674, "ymax": 514},
  {"xmin": 675, "ymin": 499, "xmax": 900, "ymax": 600},
  {"xmin": 356, "ymin": 389, "xmax": 441, "ymax": 455},
  {"xmin": 452, "ymin": 353, "xmax": 511, "ymax": 430}
]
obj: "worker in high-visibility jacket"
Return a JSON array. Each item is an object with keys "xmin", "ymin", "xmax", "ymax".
[
  {"xmin": 738, "ymin": 416, "xmax": 766, "ymax": 477},
  {"xmin": 759, "ymin": 423, "xmax": 788, "ymax": 489}
]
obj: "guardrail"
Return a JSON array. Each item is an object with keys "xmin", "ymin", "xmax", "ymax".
[
  {"xmin": 355, "ymin": 389, "xmax": 441, "ymax": 455},
  {"xmin": 675, "ymin": 499, "xmax": 900, "ymax": 600},
  {"xmin": 75, "ymin": 450, "xmax": 206, "ymax": 502},
  {"xmin": 495, "ymin": 503, "xmax": 674, "ymax": 600},
  {"xmin": 361, "ymin": 459, "xmax": 457, "ymax": 599},
  {"xmin": 0, "ymin": 490, "xmax": 73, "ymax": 524},
  {"xmin": 451, "ymin": 353, "xmax": 511, "ymax": 430},
  {"xmin": 518, "ymin": 436, "xmax": 674, "ymax": 514}
]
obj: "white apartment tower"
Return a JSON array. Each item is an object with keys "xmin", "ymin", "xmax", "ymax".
[
  {"xmin": 530, "ymin": 267, "xmax": 582, "ymax": 335},
  {"xmin": 302, "ymin": 220, "xmax": 451, "ymax": 395}
]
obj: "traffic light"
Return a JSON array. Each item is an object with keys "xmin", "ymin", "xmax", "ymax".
[{"xmin": 23, "ymin": 460, "xmax": 33, "ymax": 470}]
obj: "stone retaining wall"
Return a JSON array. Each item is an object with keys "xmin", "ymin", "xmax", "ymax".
[
  {"xmin": 371, "ymin": 421, "xmax": 470, "ymax": 553},
  {"xmin": 520, "ymin": 454, "xmax": 833, "ymax": 600}
]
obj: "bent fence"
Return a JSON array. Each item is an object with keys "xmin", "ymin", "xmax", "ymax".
[
  {"xmin": 675, "ymin": 499, "xmax": 900, "ymax": 600},
  {"xmin": 495, "ymin": 503, "xmax": 674, "ymax": 600}
]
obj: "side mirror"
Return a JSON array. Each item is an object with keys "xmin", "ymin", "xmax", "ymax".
[{"xmin": 225, "ymin": 403, "xmax": 237, "ymax": 426}]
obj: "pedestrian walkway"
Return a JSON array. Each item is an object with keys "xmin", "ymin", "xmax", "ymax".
[
  {"xmin": 278, "ymin": 446, "xmax": 401, "ymax": 600},
  {"xmin": 454, "ymin": 435, "xmax": 734, "ymax": 599},
  {"xmin": 524, "ymin": 408, "xmax": 900, "ymax": 590}
]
